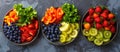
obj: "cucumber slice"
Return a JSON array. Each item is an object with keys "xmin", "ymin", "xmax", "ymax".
[
  {"xmin": 87, "ymin": 36, "xmax": 95, "ymax": 41},
  {"xmin": 103, "ymin": 38, "xmax": 110, "ymax": 42},
  {"xmin": 83, "ymin": 29, "xmax": 90, "ymax": 36},
  {"xmin": 96, "ymin": 31, "xmax": 103, "ymax": 39},
  {"xmin": 89, "ymin": 28, "xmax": 98, "ymax": 36},
  {"xmin": 59, "ymin": 22, "xmax": 70, "ymax": 32},
  {"xmin": 103, "ymin": 31, "xmax": 112, "ymax": 39},
  {"xmin": 94, "ymin": 39, "xmax": 103, "ymax": 46},
  {"xmin": 69, "ymin": 30, "xmax": 78, "ymax": 38}
]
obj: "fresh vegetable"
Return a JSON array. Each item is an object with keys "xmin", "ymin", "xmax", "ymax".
[
  {"xmin": 41, "ymin": 7, "xmax": 64, "ymax": 25},
  {"xmin": 20, "ymin": 19, "xmax": 38, "ymax": 43},
  {"xmin": 62, "ymin": 3, "xmax": 80, "ymax": 23},
  {"xmin": 4, "ymin": 10, "xmax": 19, "ymax": 26},
  {"xmin": 13, "ymin": 4, "xmax": 37, "ymax": 26}
]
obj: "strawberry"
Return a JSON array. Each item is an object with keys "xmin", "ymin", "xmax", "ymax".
[
  {"xmin": 85, "ymin": 16, "xmax": 93, "ymax": 23},
  {"xmin": 110, "ymin": 26, "xmax": 116, "ymax": 33},
  {"xmin": 101, "ymin": 12, "xmax": 107, "ymax": 19},
  {"xmin": 96, "ymin": 23, "xmax": 102, "ymax": 30},
  {"xmin": 110, "ymin": 20, "xmax": 115, "ymax": 25},
  {"xmin": 88, "ymin": 8, "xmax": 94, "ymax": 15},
  {"xmin": 103, "ymin": 20, "xmax": 109, "ymax": 27},
  {"xmin": 21, "ymin": 35, "xmax": 26, "ymax": 43},
  {"xmin": 93, "ymin": 13, "xmax": 99, "ymax": 19},
  {"xmin": 95, "ymin": 6, "xmax": 102, "ymax": 13},
  {"xmin": 103, "ymin": 9, "xmax": 109, "ymax": 14},
  {"xmin": 95, "ymin": 17, "xmax": 101, "ymax": 23},
  {"xmin": 108, "ymin": 13, "xmax": 115, "ymax": 19}
]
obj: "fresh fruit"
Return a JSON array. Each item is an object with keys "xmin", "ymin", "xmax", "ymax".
[
  {"xmin": 103, "ymin": 31, "xmax": 112, "ymax": 39},
  {"xmin": 59, "ymin": 22, "xmax": 70, "ymax": 32},
  {"xmin": 94, "ymin": 39, "xmax": 103, "ymax": 46},
  {"xmin": 108, "ymin": 13, "xmax": 115, "ymax": 19},
  {"xmin": 95, "ymin": 6, "xmax": 102, "ymax": 13},
  {"xmin": 88, "ymin": 36, "xmax": 95, "ymax": 41},
  {"xmin": 110, "ymin": 26, "xmax": 116, "ymax": 33},
  {"xmin": 42, "ymin": 23, "xmax": 61, "ymax": 42},
  {"xmin": 59, "ymin": 22, "xmax": 79, "ymax": 43},
  {"xmin": 85, "ymin": 16, "xmax": 93, "ymax": 23},
  {"xmin": 88, "ymin": 8, "xmax": 94, "ymax": 15},
  {"xmin": 96, "ymin": 23, "xmax": 102, "ymax": 30},
  {"xmin": 95, "ymin": 17, "xmax": 101, "ymax": 23},
  {"xmin": 93, "ymin": 13, "xmax": 99, "ymax": 19},
  {"xmin": 69, "ymin": 30, "xmax": 78, "ymax": 38},
  {"xmin": 3, "ymin": 23, "xmax": 21, "ymax": 43},
  {"xmin": 83, "ymin": 29, "xmax": 90, "ymax": 36},
  {"xmin": 84, "ymin": 23, "xmax": 91, "ymax": 30},
  {"xmin": 101, "ymin": 12, "xmax": 107, "ymax": 19},
  {"xmin": 103, "ymin": 20, "xmax": 109, "ymax": 27},
  {"xmin": 96, "ymin": 31, "xmax": 103, "ymax": 39},
  {"xmin": 103, "ymin": 38, "xmax": 110, "ymax": 42},
  {"xmin": 89, "ymin": 28, "xmax": 98, "ymax": 36},
  {"xmin": 83, "ymin": 6, "xmax": 116, "ymax": 46}
]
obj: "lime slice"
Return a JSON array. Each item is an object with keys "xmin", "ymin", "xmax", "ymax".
[
  {"xmin": 103, "ymin": 38, "xmax": 110, "ymax": 42},
  {"xmin": 94, "ymin": 39, "xmax": 103, "ymax": 46},
  {"xmin": 59, "ymin": 22, "xmax": 70, "ymax": 32},
  {"xmin": 83, "ymin": 29, "xmax": 90, "ymax": 36},
  {"xmin": 96, "ymin": 31, "xmax": 103, "ymax": 39},
  {"xmin": 87, "ymin": 36, "xmax": 95, "ymax": 41},
  {"xmin": 69, "ymin": 30, "xmax": 78, "ymax": 38},
  {"xmin": 103, "ymin": 31, "xmax": 112, "ymax": 39},
  {"xmin": 89, "ymin": 28, "xmax": 98, "ymax": 36}
]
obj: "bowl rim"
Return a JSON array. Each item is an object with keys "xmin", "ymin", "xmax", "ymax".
[
  {"xmin": 80, "ymin": 6, "xmax": 118, "ymax": 46},
  {"xmin": 2, "ymin": 8, "xmax": 40, "ymax": 45}
]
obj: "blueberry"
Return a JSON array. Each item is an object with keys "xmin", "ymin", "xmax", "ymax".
[
  {"xmin": 44, "ymin": 27, "xmax": 47, "ymax": 30},
  {"xmin": 52, "ymin": 34, "xmax": 55, "ymax": 37}
]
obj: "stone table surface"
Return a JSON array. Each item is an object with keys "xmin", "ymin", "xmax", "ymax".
[{"xmin": 0, "ymin": 0, "xmax": 120, "ymax": 52}]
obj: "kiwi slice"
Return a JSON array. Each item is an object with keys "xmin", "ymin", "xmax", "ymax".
[
  {"xmin": 96, "ymin": 31, "xmax": 103, "ymax": 39},
  {"xmin": 83, "ymin": 29, "xmax": 90, "ymax": 36},
  {"xmin": 69, "ymin": 30, "xmax": 78, "ymax": 38},
  {"xmin": 59, "ymin": 22, "xmax": 70, "ymax": 32},
  {"xmin": 103, "ymin": 38, "xmax": 110, "ymax": 42},
  {"xmin": 87, "ymin": 36, "xmax": 95, "ymax": 41},
  {"xmin": 94, "ymin": 39, "xmax": 103, "ymax": 46},
  {"xmin": 103, "ymin": 31, "xmax": 112, "ymax": 39},
  {"xmin": 89, "ymin": 28, "xmax": 98, "ymax": 36}
]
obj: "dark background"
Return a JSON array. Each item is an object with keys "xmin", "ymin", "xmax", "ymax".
[{"xmin": 0, "ymin": 0, "xmax": 120, "ymax": 52}]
